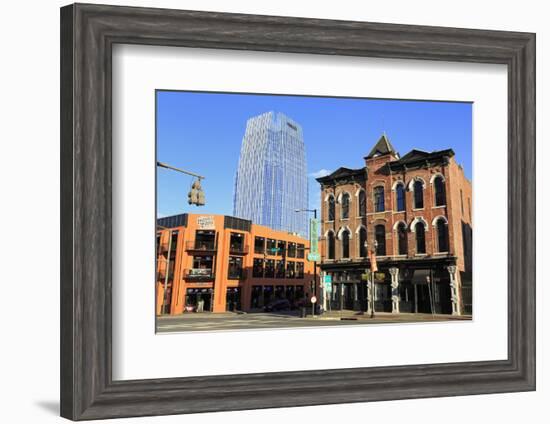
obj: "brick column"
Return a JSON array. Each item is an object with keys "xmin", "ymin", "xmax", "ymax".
[
  {"xmin": 389, "ymin": 267, "xmax": 400, "ymax": 313},
  {"xmin": 447, "ymin": 265, "xmax": 461, "ymax": 316}
]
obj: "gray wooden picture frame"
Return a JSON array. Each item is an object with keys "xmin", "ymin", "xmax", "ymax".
[{"xmin": 60, "ymin": 3, "xmax": 536, "ymax": 421}]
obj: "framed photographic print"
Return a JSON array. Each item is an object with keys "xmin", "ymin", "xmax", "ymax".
[{"xmin": 60, "ymin": 3, "xmax": 535, "ymax": 420}]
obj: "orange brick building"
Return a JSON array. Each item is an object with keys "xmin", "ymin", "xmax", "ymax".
[
  {"xmin": 317, "ymin": 134, "xmax": 472, "ymax": 315},
  {"xmin": 156, "ymin": 213, "xmax": 314, "ymax": 315}
]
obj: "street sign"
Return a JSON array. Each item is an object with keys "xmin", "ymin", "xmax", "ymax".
[
  {"xmin": 309, "ymin": 218, "xmax": 319, "ymax": 256},
  {"xmin": 311, "ymin": 296, "xmax": 317, "ymax": 304},
  {"xmin": 374, "ymin": 272, "xmax": 386, "ymax": 282},
  {"xmin": 307, "ymin": 252, "xmax": 320, "ymax": 262}
]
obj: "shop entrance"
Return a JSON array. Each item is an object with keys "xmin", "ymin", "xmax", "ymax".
[
  {"xmin": 435, "ymin": 281, "xmax": 452, "ymax": 314},
  {"xmin": 185, "ymin": 288, "xmax": 213, "ymax": 312},
  {"xmin": 251, "ymin": 285, "xmax": 263, "ymax": 309},
  {"xmin": 414, "ymin": 283, "xmax": 433, "ymax": 313},
  {"xmin": 263, "ymin": 285, "xmax": 274, "ymax": 306},
  {"xmin": 332, "ymin": 283, "xmax": 356, "ymax": 310},
  {"xmin": 226, "ymin": 287, "xmax": 241, "ymax": 312}
]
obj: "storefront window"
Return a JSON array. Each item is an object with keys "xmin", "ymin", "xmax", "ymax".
[
  {"xmin": 195, "ymin": 230, "xmax": 215, "ymax": 250},
  {"xmin": 228, "ymin": 256, "xmax": 243, "ymax": 279},
  {"xmin": 253, "ymin": 258, "xmax": 264, "ymax": 278},
  {"xmin": 263, "ymin": 286, "xmax": 274, "ymax": 305},
  {"xmin": 251, "ymin": 286, "xmax": 262, "ymax": 308},
  {"xmin": 296, "ymin": 262, "xmax": 304, "ymax": 278},
  {"xmin": 225, "ymin": 287, "xmax": 241, "ymax": 311},
  {"xmin": 286, "ymin": 261, "xmax": 296, "ymax": 278},
  {"xmin": 287, "ymin": 242, "xmax": 297, "ymax": 258},
  {"xmin": 266, "ymin": 238, "xmax": 276, "ymax": 255},
  {"xmin": 265, "ymin": 259, "xmax": 275, "ymax": 278},
  {"xmin": 277, "ymin": 240, "xmax": 286, "ymax": 256},
  {"xmin": 229, "ymin": 232, "xmax": 245, "ymax": 253},
  {"xmin": 191, "ymin": 255, "xmax": 213, "ymax": 276},
  {"xmin": 185, "ymin": 288, "xmax": 212, "ymax": 312},
  {"xmin": 275, "ymin": 260, "xmax": 285, "ymax": 278},
  {"xmin": 254, "ymin": 236, "xmax": 265, "ymax": 254}
]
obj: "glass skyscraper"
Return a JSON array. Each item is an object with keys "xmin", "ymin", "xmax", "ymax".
[{"xmin": 233, "ymin": 112, "xmax": 308, "ymax": 237}]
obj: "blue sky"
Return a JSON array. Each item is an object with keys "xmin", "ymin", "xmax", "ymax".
[{"xmin": 156, "ymin": 91, "xmax": 472, "ymax": 218}]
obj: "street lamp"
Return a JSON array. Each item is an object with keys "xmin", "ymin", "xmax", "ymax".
[
  {"xmin": 368, "ymin": 240, "xmax": 379, "ymax": 319},
  {"xmin": 294, "ymin": 208, "xmax": 318, "ymax": 316}
]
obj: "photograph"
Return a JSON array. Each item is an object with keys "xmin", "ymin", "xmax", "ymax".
[{"xmin": 155, "ymin": 91, "xmax": 473, "ymax": 333}]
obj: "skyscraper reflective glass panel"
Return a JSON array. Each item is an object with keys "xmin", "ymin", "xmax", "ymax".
[{"xmin": 233, "ymin": 112, "xmax": 308, "ymax": 237}]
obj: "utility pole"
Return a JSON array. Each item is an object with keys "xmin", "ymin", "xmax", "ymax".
[
  {"xmin": 295, "ymin": 208, "xmax": 318, "ymax": 316},
  {"xmin": 369, "ymin": 240, "xmax": 379, "ymax": 319}
]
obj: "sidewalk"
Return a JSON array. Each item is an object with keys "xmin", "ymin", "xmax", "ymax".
[
  {"xmin": 312, "ymin": 310, "xmax": 472, "ymax": 321},
  {"xmin": 157, "ymin": 310, "xmax": 472, "ymax": 322},
  {"xmin": 157, "ymin": 311, "xmax": 247, "ymax": 320}
]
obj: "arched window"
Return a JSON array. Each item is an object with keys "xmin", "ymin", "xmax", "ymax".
[
  {"xmin": 359, "ymin": 227, "xmax": 367, "ymax": 257},
  {"xmin": 375, "ymin": 224, "xmax": 386, "ymax": 256},
  {"xmin": 374, "ymin": 186, "xmax": 385, "ymax": 212},
  {"xmin": 327, "ymin": 231, "xmax": 335, "ymax": 259},
  {"xmin": 436, "ymin": 218, "xmax": 449, "ymax": 252},
  {"xmin": 341, "ymin": 193, "xmax": 350, "ymax": 219},
  {"xmin": 397, "ymin": 222, "xmax": 408, "ymax": 255},
  {"xmin": 328, "ymin": 195, "xmax": 335, "ymax": 221},
  {"xmin": 434, "ymin": 176, "xmax": 446, "ymax": 206},
  {"xmin": 358, "ymin": 190, "xmax": 366, "ymax": 216},
  {"xmin": 341, "ymin": 229, "xmax": 350, "ymax": 258},
  {"xmin": 413, "ymin": 180, "xmax": 424, "ymax": 209},
  {"xmin": 415, "ymin": 222, "xmax": 426, "ymax": 254},
  {"xmin": 396, "ymin": 183, "xmax": 406, "ymax": 212}
]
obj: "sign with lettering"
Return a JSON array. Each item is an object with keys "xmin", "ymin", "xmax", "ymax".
[
  {"xmin": 307, "ymin": 252, "xmax": 320, "ymax": 262},
  {"xmin": 374, "ymin": 272, "xmax": 386, "ymax": 282},
  {"xmin": 197, "ymin": 215, "xmax": 215, "ymax": 229},
  {"xmin": 309, "ymin": 218, "xmax": 319, "ymax": 255}
]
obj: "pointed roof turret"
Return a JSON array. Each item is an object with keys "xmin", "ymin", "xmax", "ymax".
[{"xmin": 364, "ymin": 133, "xmax": 398, "ymax": 159}]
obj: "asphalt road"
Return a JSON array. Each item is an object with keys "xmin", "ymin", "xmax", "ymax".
[{"xmin": 156, "ymin": 311, "xmax": 470, "ymax": 333}]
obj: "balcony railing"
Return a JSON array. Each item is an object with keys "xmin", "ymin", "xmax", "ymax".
[
  {"xmin": 185, "ymin": 240, "xmax": 216, "ymax": 252},
  {"xmin": 229, "ymin": 244, "xmax": 249, "ymax": 255},
  {"xmin": 184, "ymin": 268, "xmax": 215, "ymax": 281},
  {"xmin": 228, "ymin": 269, "xmax": 246, "ymax": 280}
]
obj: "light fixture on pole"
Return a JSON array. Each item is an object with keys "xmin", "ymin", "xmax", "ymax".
[
  {"xmin": 157, "ymin": 161, "xmax": 206, "ymax": 207},
  {"xmin": 294, "ymin": 208, "xmax": 318, "ymax": 316},
  {"xmin": 370, "ymin": 240, "xmax": 379, "ymax": 319}
]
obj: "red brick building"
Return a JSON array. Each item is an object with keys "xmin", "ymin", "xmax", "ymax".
[{"xmin": 317, "ymin": 134, "xmax": 472, "ymax": 315}]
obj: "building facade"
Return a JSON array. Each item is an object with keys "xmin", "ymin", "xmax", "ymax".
[
  {"xmin": 156, "ymin": 213, "xmax": 314, "ymax": 315},
  {"xmin": 317, "ymin": 134, "xmax": 472, "ymax": 315},
  {"xmin": 233, "ymin": 111, "xmax": 308, "ymax": 237}
]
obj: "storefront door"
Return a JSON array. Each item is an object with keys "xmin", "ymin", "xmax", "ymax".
[
  {"xmin": 185, "ymin": 288, "xmax": 213, "ymax": 312},
  {"xmin": 226, "ymin": 287, "xmax": 241, "ymax": 312}
]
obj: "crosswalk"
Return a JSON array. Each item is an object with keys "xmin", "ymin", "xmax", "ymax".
[{"xmin": 156, "ymin": 314, "xmax": 353, "ymax": 333}]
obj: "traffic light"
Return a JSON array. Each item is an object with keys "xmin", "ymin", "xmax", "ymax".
[{"xmin": 188, "ymin": 179, "xmax": 205, "ymax": 206}]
